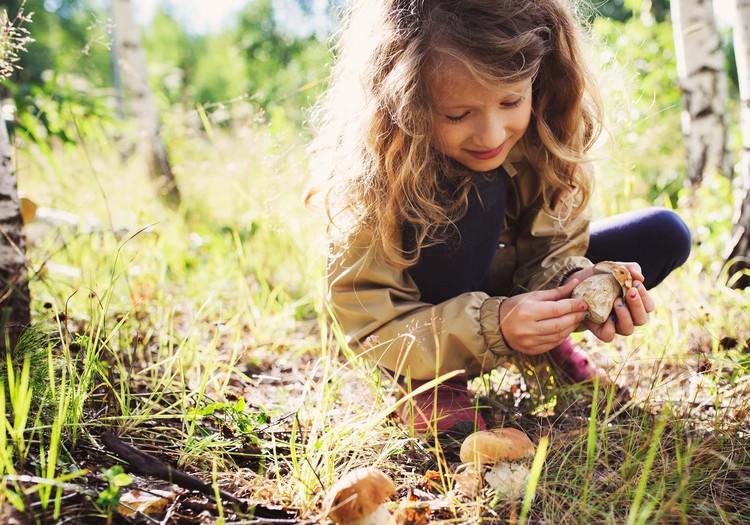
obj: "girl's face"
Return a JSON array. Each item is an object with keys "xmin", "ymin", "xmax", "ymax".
[{"xmin": 428, "ymin": 59, "xmax": 533, "ymax": 172}]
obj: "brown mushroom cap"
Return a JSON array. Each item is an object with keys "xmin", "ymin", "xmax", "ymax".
[
  {"xmin": 460, "ymin": 428, "xmax": 535, "ymax": 465},
  {"xmin": 592, "ymin": 261, "xmax": 632, "ymax": 294},
  {"xmin": 322, "ymin": 467, "xmax": 396, "ymax": 523}
]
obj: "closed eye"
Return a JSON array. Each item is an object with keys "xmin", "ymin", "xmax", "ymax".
[
  {"xmin": 444, "ymin": 111, "xmax": 469, "ymax": 122},
  {"xmin": 502, "ymin": 98, "xmax": 524, "ymax": 109}
]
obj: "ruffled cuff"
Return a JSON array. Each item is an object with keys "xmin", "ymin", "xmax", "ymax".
[
  {"xmin": 530, "ymin": 256, "xmax": 594, "ymax": 291},
  {"xmin": 479, "ymin": 296, "xmax": 511, "ymax": 358}
]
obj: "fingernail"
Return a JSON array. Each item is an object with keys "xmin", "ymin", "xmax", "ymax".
[
  {"xmin": 608, "ymin": 315, "xmax": 615, "ymax": 322},
  {"xmin": 635, "ymin": 282, "xmax": 641, "ymax": 288},
  {"xmin": 617, "ymin": 300, "xmax": 624, "ymax": 308},
  {"xmin": 584, "ymin": 313, "xmax": 589, "ymax": 320},
  {"xmin": 629, "ymin": 291, "xmax": 637, "ymax": 298}
]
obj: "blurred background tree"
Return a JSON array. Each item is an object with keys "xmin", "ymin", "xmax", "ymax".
[
  {"xmin": 111, "ymin": 0, "xmax": 181, "ymax": 207},
  {"xmin": 0, "ymin": 0, "xmax": 333, "ymax": 151},
  {"xmin": 139, "ymin": 0, "xmax": 331, "ymax": 128},
  {"xmin": 0, "ymin": 0, "xmax": 744, "ymax": 281},
  {"xmin": 0, "ymin": 3, "xmax": 32, "ymax": 352}
]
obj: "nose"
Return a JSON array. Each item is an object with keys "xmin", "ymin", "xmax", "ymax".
[{"xmin": 473, "ymin": 113, "xmax": 507, "ymax": 149}]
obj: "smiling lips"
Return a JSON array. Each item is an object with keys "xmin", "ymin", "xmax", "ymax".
[{"xmin": 467, "ymin": 143, "xmax": 505, "ymax": 160}]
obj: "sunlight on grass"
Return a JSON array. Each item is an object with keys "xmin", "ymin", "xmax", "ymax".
[{"xmin": 2, "ymin": 90, "xmax": 749, "ymax": 523}]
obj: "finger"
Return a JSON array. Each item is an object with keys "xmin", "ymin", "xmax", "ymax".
[
  {"xmin": 634, "ymin": 281, "xmax": 656, "ymax": 313},
  {"xmin": 612, "ymin": 297, "xmax": 635, "ymax": 335},
  {"xmin": 622, "ymin": 262, "xmax": 644, "ymax": 281},
  {"xmin": 535, "ymin": 297, "xmax": 589, "ymax": 320},
  {"xmin": 535, "ymin": 311, "xmax": 589, "ymax": 337},
  {"xmin": 584, "ymin": 318, "xmax": 616, "ymax": 343},
  {"xmin": 508, "ymin": 315, "xmax": 585, "ymax": 353},
  {"xmin": 535, "ymin": 279, "xmax": 580, "ymax": 301},
  {"xmin": 624, "ymin": 287, "xmax": 649, "ymax": 326}
]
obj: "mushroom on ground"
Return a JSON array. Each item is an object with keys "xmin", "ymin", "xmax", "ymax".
[
  {"xmin": 571, "ymin": 261, "xmax": 632, "ymax": 324},
  {"xmin": 458, "ymin": 428, "xmax": 536, "ymax": 500},
  {"xmin": 322, "ymin": 467, "xmax": 397, "ymax": 525}
]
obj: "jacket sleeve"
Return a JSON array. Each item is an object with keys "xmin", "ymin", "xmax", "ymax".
[
  {"xmin": 510, "ymin": 180, "xmax": 594, "ymax": 294},
  {"xmin": 327, "ymin": 228, "xmax": 513, "ymax": 379}
]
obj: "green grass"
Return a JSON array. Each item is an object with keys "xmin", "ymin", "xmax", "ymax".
[{"xmin": 1, "ymin": 101, "xmax": 749, "ymax": 524}]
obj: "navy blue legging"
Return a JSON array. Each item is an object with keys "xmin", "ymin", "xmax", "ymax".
[{"xmin": 405, "ymin": 171, "xmax": 692, "ymax": 303}]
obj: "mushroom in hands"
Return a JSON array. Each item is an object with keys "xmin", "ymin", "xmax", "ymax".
[
  {"xmin": 571, "ymin": 261, "xmax": 633, "ymax": 324},
  {"xmin": 458, "ymin": 428, "xmax": 535, "ymax": 500},
  {"xmin": 322, "ymin": 467, "xmax": 397, "ymax": 525}
]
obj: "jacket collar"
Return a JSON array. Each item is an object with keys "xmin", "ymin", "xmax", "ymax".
[{"xmin": 502, "ymin": 146, "xmax": 523, "ymax": 177}]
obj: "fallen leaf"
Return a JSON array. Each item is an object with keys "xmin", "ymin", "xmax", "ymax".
[{"xmin": 117, "ymin": 489, "xmax": 173, "ymax": 517}]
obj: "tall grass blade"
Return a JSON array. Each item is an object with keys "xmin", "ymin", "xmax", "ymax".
[
  {"xmin": 626, "ymin": 409, "xmax": 668, "ymax": 525},
  {"xmin": 519, "ymin": 435, "xmax": 549, "ymax": 525}
]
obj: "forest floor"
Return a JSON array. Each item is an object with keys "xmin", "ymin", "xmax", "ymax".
[{"xmin": 3, "ymin": 294, "xmax": 750, "ymax": 524}]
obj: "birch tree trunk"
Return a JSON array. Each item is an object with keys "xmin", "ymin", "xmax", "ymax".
[
  {"xmin": 110, "ymin": 0, "xmax": 181, "ymax": 208},
  {"xmin": 726, "ymin": 0, "xmax": 750, "ymax": 288},
  {"xmin": 0, "ymin": 118, "xmax": 30, "ymax": 352},
  {"xmin": 671, "ymin": 0, "xmax": 730, "ymax": 185}
]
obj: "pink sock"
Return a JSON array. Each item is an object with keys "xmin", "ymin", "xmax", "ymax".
[{"xmin": 547, "ymin": 337, "xmax": 602, "ymax": 383}]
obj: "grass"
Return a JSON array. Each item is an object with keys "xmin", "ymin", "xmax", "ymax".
[{"xmin": 1, "ymin": 101, "xmax": 749, "ymax": 524}]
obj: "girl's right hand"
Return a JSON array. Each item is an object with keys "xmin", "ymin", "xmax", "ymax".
[{"xmin": 499, "ymin": 279, "xmax": 589, "ymax": 355}]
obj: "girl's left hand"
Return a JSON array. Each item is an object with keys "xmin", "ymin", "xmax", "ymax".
[{"xmin": 579, "ymin": 262, "xmax": 656, "ymax": 342}]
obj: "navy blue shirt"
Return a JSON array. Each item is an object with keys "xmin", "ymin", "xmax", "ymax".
[{"xmin": 403, "ymin": 169, "xmax": 509, "ymax": 304}]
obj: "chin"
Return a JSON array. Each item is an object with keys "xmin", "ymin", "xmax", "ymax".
[{"xmin": 462, "ymin": 157, "xmax": 506, "ymax": 173}]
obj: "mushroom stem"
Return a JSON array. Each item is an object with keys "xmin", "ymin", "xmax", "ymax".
[
  {"xmin": 483, "ymin": 461, "xmax": 531, "ymax": 500},
  {"xmin": 350, "ymin": 504, "xmax": 397, "ymax": 525},
  {"xmin": 453, "ymin": 465, "xmax": 481, "ymax": 498}
]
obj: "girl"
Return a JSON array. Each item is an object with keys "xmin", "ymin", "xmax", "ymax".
[{"xmin": 307, "ymin": 0, "xmax": 691, "ymax": 437}]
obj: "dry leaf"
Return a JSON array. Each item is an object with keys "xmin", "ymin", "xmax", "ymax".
[{"xmin": 117, "ymin": 489, "xmax": 173, "ymax": 517}]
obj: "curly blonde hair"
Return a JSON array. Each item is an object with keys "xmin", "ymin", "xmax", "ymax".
[{"xmin": 307, "ymin": 0, "xmax": 603, "ymax": 269}]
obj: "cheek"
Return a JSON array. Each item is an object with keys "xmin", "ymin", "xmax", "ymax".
[{"xmin": 431, "ymin": 123, "xmax": 452, "ymax": 151}]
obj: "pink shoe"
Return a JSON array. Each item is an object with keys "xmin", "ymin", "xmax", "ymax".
[
  {"xmin": 548, "ymin": 338, "xmax": 609, "ymax": 384},
  {"xmin": 399, "ymin": 376, "xmax": 487, "ymax": 436}
]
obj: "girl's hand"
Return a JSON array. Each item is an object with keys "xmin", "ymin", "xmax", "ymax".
[
  {"xmin": 499, "ymin": 279, "xmax": 589, "ymax": 355},
  {"xmin": 583, "ymin": 262, "xmax": 656, "ymax": 342}
]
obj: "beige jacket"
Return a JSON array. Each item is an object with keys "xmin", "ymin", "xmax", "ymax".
[{"xmin": 327, "ymin": 150, "xmax": 593, "ymax": 379}]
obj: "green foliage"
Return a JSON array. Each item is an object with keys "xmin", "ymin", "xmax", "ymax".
[
  {"xmin": 590, "ymin": 0, "xmax": 671, "ymax": 22},
  {"xmin": 139, "ymin": 0, "xmax": 329, "ymax": 126},
  {"xmin": 190, "ymin": 32, "xmax": 249, "ymax": 106},
  {"xmin": 8, "ymin": 71, "xmax": 118, "ymax": 148},
  {"xmin": 189, "ymin": 397, "xmax": 269, "ymax": 436},
  {"xmin": 96, "ymin": 465, "xmax": 132, "ymax": 509},
  {"xmin": 724, "ymin": 28, "xmax": 740, "ymax": 97},
  {"xmin": 4, "ymin": 0, "xmax": 332, "ymax": 151},
  {"xmin": 0, "ymin": 0, "xmax": 111, "ymax": 85},
  {"xmin": 0, "ymin": 327, "xmax": 58, "ymax": 415},
  {"xmin": 593, "ymin": 11, "xmax": 686, "ymax": 210},
  {"xmin": 0, "ymin": 0, "xmax": 115, "ymax": 149},
  {"xmin": 142, "ymin": 7, "xmax": 199, "ymax": 106}
]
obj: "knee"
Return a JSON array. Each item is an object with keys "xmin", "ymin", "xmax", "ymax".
[{"xmin": 646, "ymin": 207, "xmax": 692, "ymax": 266}]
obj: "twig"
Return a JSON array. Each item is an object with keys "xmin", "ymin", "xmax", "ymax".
[{"xmin": 100, "ymin": 431, "xmax": 297, "ymax": 522}]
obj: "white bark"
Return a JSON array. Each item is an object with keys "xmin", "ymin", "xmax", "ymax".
[
  {"xmin": 671, "ymin": 0, "xmax": 729, "ymax": 185},
  {"xmin": 0, "ymin": 117, "xmax": 30, "ymax": 350},
  {"xmin": 110, "ymin": 0, "xmax": 180, "ymax": 207},
  {"xmin": 726, "ymin": 0, "xmax": 750, "ymax": 287}
]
